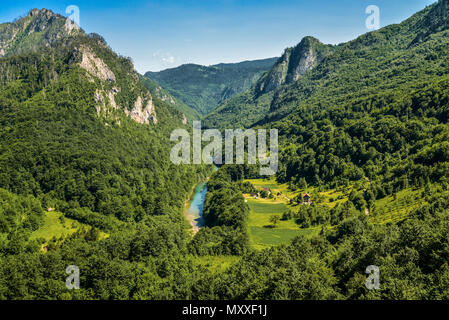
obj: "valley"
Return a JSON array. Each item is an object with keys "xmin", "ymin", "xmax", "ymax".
[{"xmin": 1, "ymin": 1, "xmax": 449, "ymax": 301}]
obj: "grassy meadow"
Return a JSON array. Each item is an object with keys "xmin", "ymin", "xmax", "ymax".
[
  {"xmin": 30, "ymin": 211, "xmax": 108, "ymax": 249},
  {"xmin": 243, "ymin": 177, "xmax": 427, "ymax": 250},
  {"xmin": 191, "ymin": 255, "xmax": 241, "ymax": 273}
]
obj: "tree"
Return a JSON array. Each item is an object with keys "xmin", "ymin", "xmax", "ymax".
[
  {"xmin": 260, "ymin": 190, "xmax": 269, "ymax": 198},
  {"xmin": 269, "ymin": 215, "xmax": 280, "ymax": 227}
]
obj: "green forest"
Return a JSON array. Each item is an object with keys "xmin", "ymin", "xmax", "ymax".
[
  {"xmin": 1, "ymin": 2, "xmax": 449, "ymax": 301},
  {"xmin": 145, "ymin": 58, "xmax": 277, "ymax": 116}
]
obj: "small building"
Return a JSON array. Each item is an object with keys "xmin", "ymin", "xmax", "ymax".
[{"xmin": 303, "ymin": 194, "xmax": 311, "ymax": 204}]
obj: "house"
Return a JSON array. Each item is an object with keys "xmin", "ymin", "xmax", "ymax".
[
  {"xmin": 303, "ymin": 193, "xmax": 311, "ymax": 204},
  {"xmin": 263, "ymin": 188, "xmax": 271, "ymax": 194}
]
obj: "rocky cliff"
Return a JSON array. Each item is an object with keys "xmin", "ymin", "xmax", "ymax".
[{"xmin": 255, "ymin": 36, "xmax": 334, "ymax": 95}]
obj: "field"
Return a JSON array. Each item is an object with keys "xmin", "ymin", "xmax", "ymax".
[
  {"xmin": 243, "ymin": 177, "xmax": 426, "ymax": 249},
  {"xmin": 245, "ymin": 197, "xmax": 320, "ymax": 250},
  {"xmin": 245, "ymin": 177, "xmax": 347, "ymax": 208},
  {"xmin": 242, "ymin": 178, "xmax": 321, "ymax": 250},
  {"xmin": 191, "ymin": 255, "xmax": 241, "ymax": 273},
  {"xmin": 369, "ymin": 187, "xmax": 425, "ymax": 224},
  {"xmin": 30, "ymin": 211, "xmax": 108, "ymax": 248}
]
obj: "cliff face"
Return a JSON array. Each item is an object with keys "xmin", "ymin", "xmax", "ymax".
[{"xmin": 255, "ymin": 36, "xmax": 334, "ymax": 95}]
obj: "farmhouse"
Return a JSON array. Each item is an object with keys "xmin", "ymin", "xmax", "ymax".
[{"xmin": 303, "ymin": 193, "xmax": 311, "ymax": 204}]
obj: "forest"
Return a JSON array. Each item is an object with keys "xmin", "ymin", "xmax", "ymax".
[{"xmin": 1, "ymin": 2, "xmax": 449, "ymax": 300}]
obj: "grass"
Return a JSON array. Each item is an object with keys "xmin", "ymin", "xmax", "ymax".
[
  {"xmin": 249, "ymin": 226, "xmax": 319, "ymax": 250},
  {"xmin": 191, "ymin": 255, "xmax": 241, "ymax": 273},
  {"xmin": 30, "ymin": 211, "xmax": 108, "ymax": 245},
  {"xmin": 369, "ymin": 187, "xmax": 425, "ymax": 224},
  {"xmin": 244, "ymin": 197, "xmax": 319, "ymax": 250},
  {"xmin": 243, "ymin": 177, "xmax": 425, "ymax": 249}
]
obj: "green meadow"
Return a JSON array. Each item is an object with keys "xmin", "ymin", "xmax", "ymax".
[
  {"xmin": 30, "ymin": 211, "xmax": 108, "ymax": 247},
  {"xmin": 191, "ymin": 255, "xmax": 241, "ymax": 273},
  {"xmin": 244, "ymin": 178, "xmax": 426, "ymax": 250},
  {"xmin": 245, "ymin": 197, "xmax": 319, "ymax": 250}
]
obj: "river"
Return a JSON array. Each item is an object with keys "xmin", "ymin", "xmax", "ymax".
[
  {"xmin": 185, "ymin": 181, "xmax": 208, "ymax": 233},
  {"xmin": 185, "ymin": 164, "xmax": 217, "ymax": 233}
]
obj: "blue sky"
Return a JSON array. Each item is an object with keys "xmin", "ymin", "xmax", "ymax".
[{"xmin": 0, "ymin": 0, "xmax": 437, "ymax": 73}]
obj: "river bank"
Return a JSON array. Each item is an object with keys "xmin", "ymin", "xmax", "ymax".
[{"xmin": 184, "ymin": 177, "xmax": 209, "ymax": 234}]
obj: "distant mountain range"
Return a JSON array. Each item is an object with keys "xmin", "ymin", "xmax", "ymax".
[
  {"xmin": 145, "ymin": 58, "xmax": 277, "ymax": 117},
  {"xmin": 204, "ymin": 36, "xmax": 335, "ymax": 128}
]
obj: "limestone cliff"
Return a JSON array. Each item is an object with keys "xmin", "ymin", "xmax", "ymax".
[{"xmin": 255, "ymin": 36, "xmax": 334, "ymax": 95}]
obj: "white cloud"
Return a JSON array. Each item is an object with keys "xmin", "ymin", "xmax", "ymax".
[{"xmin": 153, "ymin": 51, "xmax": 177, "ymax": 66}]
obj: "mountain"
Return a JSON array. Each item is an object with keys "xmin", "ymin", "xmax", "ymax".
[
  {"xmin": 206, "ymin": 0, "xmax": 449, "ymax": 189},
  {"xmin": 204, "ymin": 1, "xmax": 449, "ymax": 129},
  {"xmin": 203, "ymin": 37, "xmax": 335, "ymax": 128},
  {"xmin": 0, "ymin": 9, "xmax": 210, "ymax": 240},
  {"xmin": 255, "ymin": 36, "xmax": 335, "ymax": 95},
  {"xmin": 0, "ymin": 8, "xmax": 82, "ymax": 57},
  {"xmin": 145, "ymin": 57, "xmax": 277, "ymax": 116}
]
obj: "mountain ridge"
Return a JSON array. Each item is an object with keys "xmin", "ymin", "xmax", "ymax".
[
  {"xmin": 204, "ymin": 0, "xmax": 449, "ymax": 129},
  {"xmin": 145, "ymin": 57, "xmax": 278, "ymax": 116},
  {"xmin": 255, "ymin": 36, "xmax": 335, "ymax": 96},
  {"xmin": 0, "ymin": 8, "xmax": 82, "ymax": 58}
]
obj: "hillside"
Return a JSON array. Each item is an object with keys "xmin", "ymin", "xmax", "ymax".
[
  {"xmin": 2, "ymin": 2, "xmax": 449, "ymax": 301},
  {"xmin": 145, "ymin": 57, "xmax": 277, "ymax": 116},
  {"xmin": 203, "ymin": 37, "xmax": 335, "ymax": 128},
  {"xmin": 139, "ymin": 75, "xmax": 200, "ymax": 121},
  {"xmin": 203, "ymin": 0, "xmax": 449, "ymax": 199},
  {"xmin": 0, "ymin": 9, "xmax": 212, "ymax": 298}
]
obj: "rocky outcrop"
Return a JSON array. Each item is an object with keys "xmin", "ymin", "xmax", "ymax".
[
  {"xmin": 78, "ymin": 42, "xmax": 157, "ymax": 125},
  {"xmin": 255, "ymin": 36, "xmax": 334, "ymax": 95},
  {"xmin": 94, "ymin": 89, "xmax": 119, "ymax": 115},
  {"xmin": 80, "ymin": 46, "xmax": 116, "ymax": 82},
  {"xmin": 125, "ymin": 95, "xmax": 157, "ymax": 124}
]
